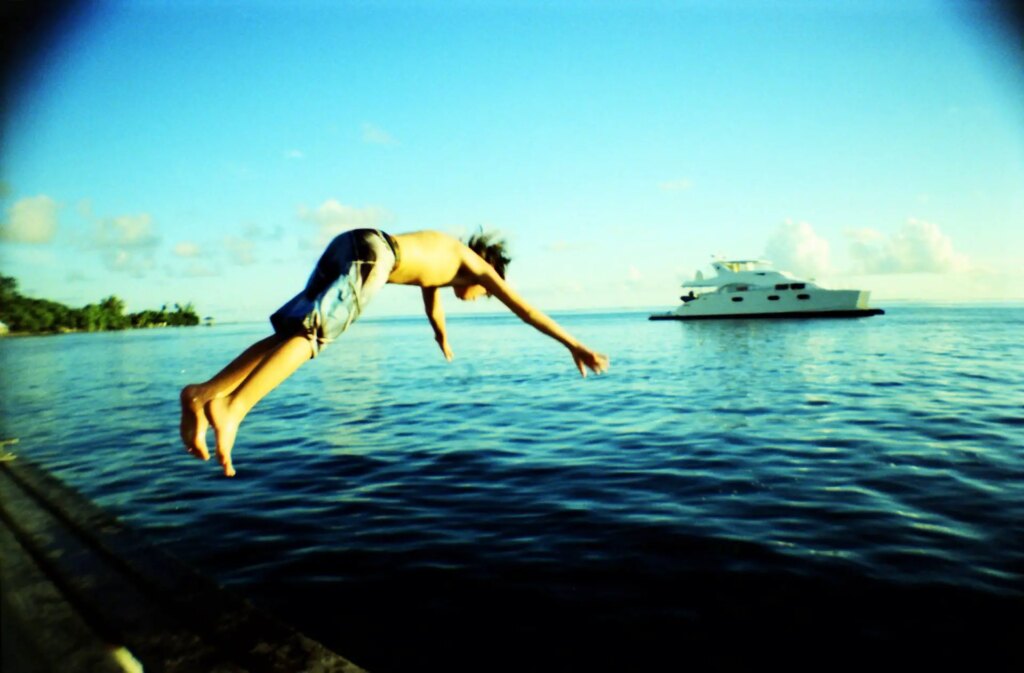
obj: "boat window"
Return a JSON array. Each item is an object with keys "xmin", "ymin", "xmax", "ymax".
[
  {"xmin": 731, "ymin": 297, "xmax": 744, "ymax": 302},
  {"xmin": 775, "ymin": 283, "xmax": 789, "ymax": 290},
  {"xmin": 791, "ymin": 283, "xmax": 806, "ymax": 290},
  {"xmin": 767, "ymin": 295, "xmax": 780, "ymax": 301},
  {"xmin": 797, "ymin": 293, "xmax": 810, "ymax": 300},
  {"xmin": 737, "ymin": 285, "xmax": 748, "ymax": 291}
]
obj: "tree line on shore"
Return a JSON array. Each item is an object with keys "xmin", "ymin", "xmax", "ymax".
[{"xmin": 0, "ymin": 274, "xmax": 201, "ymax": 334}]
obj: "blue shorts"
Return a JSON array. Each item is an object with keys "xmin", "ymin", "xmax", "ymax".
[{"xmin": 270, "ymin": 229, "xmax": 397, "ymax": 357}]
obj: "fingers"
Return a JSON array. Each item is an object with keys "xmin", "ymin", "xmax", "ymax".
[{"xmin": 573, "ymin": 349, "xmax": 609, "ymax": 377}]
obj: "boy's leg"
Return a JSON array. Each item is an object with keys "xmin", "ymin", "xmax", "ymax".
[
  {"xmin": 205, "ymin": 334, "xmax": 314, "ymax": 477},
  {"xmin": 179, "ymin": 333, "xmax": 287, "ymax": 459}
]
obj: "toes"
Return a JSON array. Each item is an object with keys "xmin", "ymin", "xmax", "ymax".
[
  {"xmin": 180, "ymin": 386, "xmax": 211, "ymax": 455},
  {"xmin": 193, "ymin": 428, "xmax": 209, "ymax": 454},
  {"xmin": 218, "ymin": 452, "xmax": 235, "ymax": 477}
]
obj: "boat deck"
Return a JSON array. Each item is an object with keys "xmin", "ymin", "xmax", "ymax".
[{"xmin": 0, "ymin": 455, "xmax": 367, "ymax": 673}]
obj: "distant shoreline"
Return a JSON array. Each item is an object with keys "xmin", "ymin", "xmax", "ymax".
[
  {"xmin": 0, "ymin": 323, "xmax": 207, "ymax": 339},
  {"xmin": 1, "ymin": 273, "xmax": 206, "ymax": 336}
]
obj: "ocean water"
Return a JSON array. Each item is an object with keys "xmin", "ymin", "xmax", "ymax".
[{"xmin": 1, "ymin": 305, "xmax": 1022, "ymax": 670}]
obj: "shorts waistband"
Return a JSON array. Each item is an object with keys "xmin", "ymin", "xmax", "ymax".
[{"xmin": 382, "ymin": 231, "xmax": 401, "ymax": 269}]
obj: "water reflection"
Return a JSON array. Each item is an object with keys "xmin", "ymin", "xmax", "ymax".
[{"xmin": 1, "ymin": 308, "xmax": 1022, "ymax": 673}]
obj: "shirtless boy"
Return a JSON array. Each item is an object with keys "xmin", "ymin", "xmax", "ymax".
[{"xmin": 179, "ymin": 229, "xmax": 610, "ymax": 477}]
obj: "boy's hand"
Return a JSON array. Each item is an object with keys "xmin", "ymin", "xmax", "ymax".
[{"xmin": 571, "ymin": 345, "xmax": 609, "ymax": 377}]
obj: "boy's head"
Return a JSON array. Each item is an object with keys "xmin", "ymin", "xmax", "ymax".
[
  {"xmin": 465, "ymin": 229, "xmax": 511, "ymax": 279},
  {"xmin": 455, "ymin": 229, "xmax": 511, "ymax": 302}
]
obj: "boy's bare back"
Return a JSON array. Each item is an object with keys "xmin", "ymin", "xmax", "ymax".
[{"xmin": 386, "ymin": 230, "xmax": 490, "ymax": 288}]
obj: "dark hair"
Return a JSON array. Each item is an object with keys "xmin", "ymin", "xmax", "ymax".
[{"xmin": 465, "ymin": 228, "xmax": 511, "ymax": 279}]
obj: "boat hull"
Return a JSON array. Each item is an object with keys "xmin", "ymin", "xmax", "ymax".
[{"xmin": 649, "ymin": 308, "xmax": 884, "ymax": 321}]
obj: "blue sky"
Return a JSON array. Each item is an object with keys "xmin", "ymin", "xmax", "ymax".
[{"xmin": 2, "ymin": 0, "xmax": 1022, "ymax": 321}]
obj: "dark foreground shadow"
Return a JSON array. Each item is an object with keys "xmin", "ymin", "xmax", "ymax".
[{"xmin": 247, "ymin": 531, "xmax": 1024, "ymax": 673}]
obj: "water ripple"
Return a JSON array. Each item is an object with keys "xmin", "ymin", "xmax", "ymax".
[{"xmin": 3, "ymin": 308, "xmax": 1023, "ymax": 670}]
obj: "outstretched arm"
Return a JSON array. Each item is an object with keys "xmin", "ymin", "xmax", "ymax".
[
  {"xmin": 422, "ymin": 287, "xmax": 453, "ymax": 361},
  {"xmin": 474, "ymin": 267, "xmax": 609, "ymax": 377}
]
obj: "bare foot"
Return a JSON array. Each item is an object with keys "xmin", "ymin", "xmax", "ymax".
[
  {"xmin": 179, "ymin": 385, "xmax": 210, "ymax": 461},
  {"xmin": 205, "ymin": 397, "xmax": 239, "ymax": 477}
]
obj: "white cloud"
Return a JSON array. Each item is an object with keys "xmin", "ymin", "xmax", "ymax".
[
  {"xmin": 182, "ymin": 262, "xmax": 218, "ymax": 278},
  {"xmin": 92, "ymin": 213, "xmax": 160, "ymax": 276},
  {"xmin": 764, "ymin": 220, "xmax": 832, "ymax": 278},
  {"xmin": 658, "ymin": 178, "xmax": 692, "ymax": 193},
  {"xmin": 1, "ymin": 195, "xmax": 59, "ymax": 244},
  {"xmin": 243, "ymin": 222, "xmax": 284, "ymax": 241},
  {"xmin": 546, "ymin": 240, "xmax": 592, "ymax": 253},
  {"xmin": 105, "ymin": 248, "xmax": 156, "ymax": 277},
  {"xmin": 846, "ymin": 218, "xmax": 970, "ymax": 274},
  {"xmin": 297, "ymin": 199, "xmax": 391, "ymax": 247},
  {"xmin": 95, "ymin": 213, "xmax": 159, "ymax": 249},
  {"xmin": 224, "ymin": 235, "xmax": 256, "ymax": 265},
  {"xmin": 173, "ymin": 241, "xmax": 201, "ymax": 258},
  {"xmin": 627, "ymin": 265, "xmax": 643, "ymax": 284},
  {"xmin": 285, "ymin": 149, "xmax": 305, "ymax": 160},
  {"xmin": 361, "ymin": 123, "xmax": 397, "ymax": 146}
]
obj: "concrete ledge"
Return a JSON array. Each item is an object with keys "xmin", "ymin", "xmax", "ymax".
[{"xmin": 0, "ymin": 457, "xmax": 368, "ymax": 673}]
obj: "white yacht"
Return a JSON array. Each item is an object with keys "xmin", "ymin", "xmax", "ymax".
[{"xmin": 649, "ymin": 258, "xmax": 884, "ymax": 321}]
